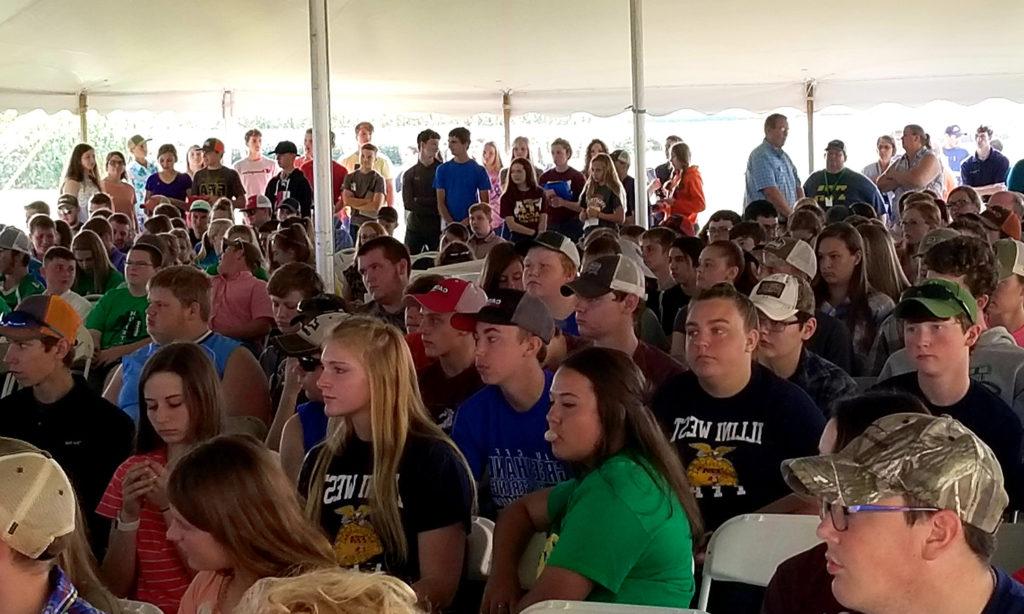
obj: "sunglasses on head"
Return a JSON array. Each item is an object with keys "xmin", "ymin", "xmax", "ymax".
[
  {"xmin": 902, "ymin": 284, "xmax": 973, "ymax": 321},
  {"xmin": 298, "ymin": 355, "xmax": 321, "ymax": 372}
]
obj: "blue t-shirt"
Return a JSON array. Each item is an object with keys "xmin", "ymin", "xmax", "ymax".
[
  {"xmin": 144, "ymin": 172, "xmax": 192, "ymax": 201},
  {"xmin": 433, "ymin": 159, "xmax": 491, "ymax": 221},
  {"xmin": 297, "ymin": 400, "xmax": 328, "ymax": 453},
  {"xmin": 802, "ymin": 169, "xmax": 886, "ymax": 212},
  {"xmin": 961, "ymin": 149, "xmax": 1011, "ymax": 188},
  {"xmin": 451, "ymin": 369, "xmax": 571, "ymax": 517},
  {"xmin": 555, "ymin": 312, "xmax": 580, "ymax": 336},
  {"xmin": 943, "ymin": 146, "xmax": 970, "ymax": 174},
  {"xmin": 984, "ymin": 568, "xmax": 1024, "ymax": 613},
  {"xmin": 1009, "ymin": 158, "xmax": 1024, "ymax": 194}
]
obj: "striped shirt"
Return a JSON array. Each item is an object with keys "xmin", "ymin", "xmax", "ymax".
[{"xmin": 97, "ymin": 450, "xmax": 192, "ymax": 614}]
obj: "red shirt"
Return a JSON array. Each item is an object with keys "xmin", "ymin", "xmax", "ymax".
[
  {"xmin": 97, "ymin": 450, "xmax": 192, "ymax": 613},
  {"xmin": 300, "ymin": 158, "xmax": 348, "ymax": 209}
]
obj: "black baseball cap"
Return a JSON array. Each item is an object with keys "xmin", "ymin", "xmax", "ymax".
[
  {"xmin": 269, "ymin": 141, "xmax": 298, "ymax": 156},
  {"xmin": 825, "ymin": 139, "xmax": 846, "ymax": 153}
]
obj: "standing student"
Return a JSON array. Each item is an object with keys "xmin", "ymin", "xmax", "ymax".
[
  {"xmin": 265, "ymin": 140, "xmax": 313, "ymax": 217},
  {"xmin": 482, "ymin": 142, "xmax": 505, "ymax": 228},
  {"xmin": 434, "ymin": 127, "xmax": 491, "ymax": 225},
  {"xmin": 450, "ymin": 289, "xmax": 570, "ymax": 518},
  {"xmin": 126, "ymin": 135, "xmax": 158, "ymax": 206},
  {"xmin": 500, "ymin": 157, "xmax": 548, "ymax": 242},
  {"xmin": 578, "ymin": 153, "xmax": 626, "ymax": 230},
  {"xmin": 97, "ymin": 343, "xmax": 223, "ymax": 613},
  {"xmin": 301, "ymin": 317, "xmax": 474, "ymax": 612},
  {"xmin": 60, "ymin": 144, "xmax": 102, "ymax": 222},
  {"xmin": 342, "ymin": 144, "xmax": 386, "ymax": 239},
  {"xmin": 482, "ymin": 348, "xmax": 702, "ymax": 612},
  {"xmin": 0, "ymin": 296, "xmax": 134, "ymax": 555},
  {"xmin": 234, "ymin": 128, "xmax": 277, "ymax": 198},
  {"xmin": 609, "ymin": 149, "xmax": 636, "ymax": 224},
  {"xmin": 101, "ymin": 151, "xmax": 138, "ymax": 220},
  {"xmin": 144, "ymin": 144, "xmax": 192, "ymax": 212},
  {"xmin": 339, "ymin": 121, "xmax": 395, "ymax": 205},
  {"xmin": 0, "ymin": 226, "xmax": 44, "ymax": 310},
  {"xmin": 655, "ymin": 142, "xmax": 706, "ymax": 227},
  {"xmin": 403, "ymin": 129, "xmax": 443, "ymax": 254},
  {"xmin": 540, "ymin": 138, "xmax": 587, "ymax": 242},
  {"xmin": 169, "ymin": 435, "xmax": 337, "ymax": 614},
  {"xmin": 190, "ymin": 138, "xmax": 246, "ymax": 209}
]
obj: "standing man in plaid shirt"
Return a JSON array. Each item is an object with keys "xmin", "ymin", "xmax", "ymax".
[
  {"xmin": 744, "ymin": 113, "xmax": 802, "ymax": 217},
  {"xmin": 750, "ymin": 273, "xmax": 857, "ymax": 416}
]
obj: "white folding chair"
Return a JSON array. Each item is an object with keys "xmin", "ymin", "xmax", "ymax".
[
  {"xmin": 994, "ymin": 522, "xmax": 1024, "ymax": 572},
  {"xmin": 467, "ymin": 516, "xmax": 495, "ymax": 581},
  {"xmin": 412, "ymin": 258, "xmax": 485, "ymax": 285},
  {"xmin": 521, "ymin": 601, "xmax": 706, "ymax": 614},
  {"xmin": 73, "ymin": 325, "xmax": 94, "ymax": 379},
  {"xmin": 696, "ymin": 514, "xmax": 821, "ymax": 611}
]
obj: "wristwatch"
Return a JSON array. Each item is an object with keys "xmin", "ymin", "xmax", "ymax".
[{"xmin": 114, "ymin": 512, "xmax": 140, "ymax": 532}]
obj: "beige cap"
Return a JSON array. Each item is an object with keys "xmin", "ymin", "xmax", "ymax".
[
  {"xmin": 762, "ymin": 237, "xmax": 817, "ymax": 279},
  {"xmin": 0, "ymin": 438, "xmax": 76, "ymax": 559},
  {"xmin": 749, "ymin": 273, "xmax": 814, "ymax": 321}
]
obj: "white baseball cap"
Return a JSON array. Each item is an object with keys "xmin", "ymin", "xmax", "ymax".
[
  {"xmin": 749, "ymin": 273, "xmax": 814, "ymax": 321},
  {"xmin": 0, "ymin": 438, "xmax": 76, "ymax": 559}
]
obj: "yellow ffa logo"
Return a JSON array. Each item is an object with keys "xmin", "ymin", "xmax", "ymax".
[
  {"xmin": 333, "ymin": 504, "xmax": 383, "ymax": 566},
  {"xmin": 686, "ymin": 443, "xmax": 738, "ymax": 487}
]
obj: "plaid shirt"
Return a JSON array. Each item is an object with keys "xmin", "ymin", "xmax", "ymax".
[
  {"xmin": 43, "ymin": 566, "xmax": 103, "ymax": 614},
  {"xmin": 744, "ymin": 139, "xmax": 801, "ymax": 206},
  {"xmin": 789, "ymin": 349, "xmax": 858, "ymax": 416}
]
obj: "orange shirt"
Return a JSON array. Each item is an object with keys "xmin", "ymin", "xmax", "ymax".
[
  {"xmin": 101, "ymin": 178, "xmax": 137, "ymax": 218},
  {"xmin": 662, "ymin": 166, "xmax": 705, "ymax": 224}
]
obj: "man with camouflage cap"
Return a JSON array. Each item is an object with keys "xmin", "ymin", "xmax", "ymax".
[{"xmin": 783, "ymin": 413, "xmax": 1024, "ymax": 613}]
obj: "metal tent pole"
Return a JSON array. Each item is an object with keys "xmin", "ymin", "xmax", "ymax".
[
  {"xmin": 502, "ymin": 91, "xmax": 512, "ymax": 152},
  {"xmin": 77, "ymin": 93, "xmax": 88, "ymax": 143},
  {"xmin": 805, "ymin": 80, "xmax": 816, "ymax": 176},
  {"xmin": 628, "ymin": 0, "xmax": 648, "ymax": 228},
  {"xmin": 309, "ymin": 0, "xmax": 334, "ymax": 286}
]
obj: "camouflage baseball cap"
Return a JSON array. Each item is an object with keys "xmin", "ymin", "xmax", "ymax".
[
  {"xmin": 782, "ymin": 413, "xmax": 1008, "ymax": 533},
  {"xmin": 915, "ymin": 227, "xmax": 959, "ymax": 257}
]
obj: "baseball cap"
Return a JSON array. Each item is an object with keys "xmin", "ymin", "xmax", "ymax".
[
  {"xmin": 0, "ymin": 437, "xmax": 77, "ymax": 559},
  {"xmin": 617, "ymin": 238, "xmax": 656, "ymax": 278},
  {"xmin": 0, "ymin": 295, "xmax": 82, "ymax": 342},
  {"xmin": 915, "ymin": 227, "xmax": 960, "ymax": 257},
  {"xmin": 762, "ymin": 237, "xmax": 816, "ymax": 279},
  {"xmin": 278, "ymin": 198, "xmax": 299, "ymax": 213},
  {"xmin": 407, "ymin": 278, "xmax": 488, "ymax": 314},
  {"xmin": 451, "ymin": 289, "xmax": 555, "ymax": 343},
  {"xmin": 945, "ymin": 125, "xmax": 962, "ymax": 137},
  {"xmin": 824, "ymin": 139, "xmax": 846, "ymax": 153},
  {"xmin": 782, "ymin": 413, "xmax": 1008, "ymax": 533},
  {"xmin": 201, "ymin": 138, "xmax": 225, "ymax": 154},
  {"xmin": 0, "ymin": 226, "xmax": 32, "ymax": 255},
  {"xmin": 126, "ymin": 134, "xmax": 150, "ymax": 150},
  {"xmin": 269, "ymin": 141, "xmax": 298, "ymax": 156},
  {"xmin": 243, "ymin": 194, "xmax": 273, "ymax": 211},
  {"xmin": 273, "ymin": 310, "xmax": 351, "ymax": 356},
  {"xmin": 516, "ymin": 230, "xmax": 581, "ymax": 270},
  {"xmin": 561, "ymin": 255, "xmax": 644, "ymax": 299},
  {"xmin": 56, "ymin": 194, "xmax": 79, "ymax": 210},
  {"xmin": 994, "ymin": 239, "xmax": 1024, "ymax": 282},
  {"xmin": 750, "ymin": 274, "xmax": 814, "ymax": 321},
  {"xmin": 189, "ymin": 199, "xmax": 212, "ymax": 213},
  {"xmin": 981, "ymin": 207, "xmax": 1022, "ymax": 241},
  {"xmin": 894, "ymin": 278, "xmax": 978, "ymax": 325}
]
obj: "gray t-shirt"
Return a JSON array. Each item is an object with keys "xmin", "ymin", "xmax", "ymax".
[{"xmin": 343, "ymin": 169, "xmax": 385, "ymax": 221}]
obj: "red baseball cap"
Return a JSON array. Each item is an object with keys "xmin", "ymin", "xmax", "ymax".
[{"xmin": 407, "ymin": 278, "xmax": 488, "ymax": 314}]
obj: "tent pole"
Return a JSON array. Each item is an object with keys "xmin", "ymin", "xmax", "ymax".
[
  {"xmin": 628, "ymin": 0, "xmax": 648, "ymax": 229},
  {"xmin": 221, "ymin": 90, "xmax": 235, "ymax": 167},
  {"xmin": 309, "ymin": 0, "xmax": 334, "ymax": 286},
  {"xmin": 502, "ymin": 91, "xmax": 511, "ymax": 152},
  {"xmin": 805, "ymin": 80, "xmax": 816, "ymax": 176},
  {"xmin": 77, "ymin": 92, "xmax": 88, "ymax": 143}
]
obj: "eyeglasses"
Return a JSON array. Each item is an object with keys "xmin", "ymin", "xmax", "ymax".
[
  {"xmin": 757, "ymin": 314, "xmax": 804, "ymax": 333},
  {"xmin": 125, "ymin": 260, "xmax": 154, "ymax": 268},
  {"xmin": 901, "ymin": 283, "xmax": 974, "ymax": 322},
  {"xmin": 0, "ymin": 311, "xmax": 64, "ymax": 340},
  {"xmin": 820, "ymin": 499, "xmax": 939, "ymax": 532},
  {"xmin": 298, "ymin": 355, "xmax": 322, "ymax": 372}
]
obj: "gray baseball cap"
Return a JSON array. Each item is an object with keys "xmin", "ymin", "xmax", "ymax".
[
  {"xmin": 451, "ymin": 288, "xmax": 555, "ymax": 343},
  {"xmin": 0, "ymin": 226, "xmax": 32, "ymax": 255}
]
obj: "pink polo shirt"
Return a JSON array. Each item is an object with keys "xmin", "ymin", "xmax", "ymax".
[{"xmin": 210, "ymin": 271, "xmax": 274, "ymax": 340}]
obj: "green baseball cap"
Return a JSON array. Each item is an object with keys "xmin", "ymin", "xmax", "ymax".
[
  {"xmin": 894, "ymin": 278, "xmax": 978, "ymax": 324},
  {"xmin": 782, "ymin": 413, "xmax": 1008, "ymax": 533}
]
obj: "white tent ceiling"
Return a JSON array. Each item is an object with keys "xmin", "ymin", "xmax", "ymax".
[{"xmin": 1, "ymin": 0, "xmax": 1022, "ymax": 117}]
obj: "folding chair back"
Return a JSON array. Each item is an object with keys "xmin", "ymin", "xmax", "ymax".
[
  {"xmin": 467, "ymin": 516, "xmax": 495, "ymax": 581},
  {"xmin": 521, "ymin": 600, "xmax": 707, "ymax": 613},
  {"xmin": 697, "ymin": 514, "xmax": 820, "ymax": 611}
]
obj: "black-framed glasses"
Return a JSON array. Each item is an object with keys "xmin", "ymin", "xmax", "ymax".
[
  {"xmin": 901, "ymin": 283, "xmax": 973, "ymax": 321},
  {"xmin": 820, "ymin": 499, "xmax": 939, "ymax": 532},
  {"xmin": 757, "ymin": 314, "xmax": 805, "ymax": 333},
  {"xmin": 298, "ymin": 355, "xmax": 322, "ymax": 372}
]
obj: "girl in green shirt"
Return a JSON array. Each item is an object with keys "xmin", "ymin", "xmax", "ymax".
[
  {"xmin": 72, "ymin": 229, "xmax": 123, "ymax": 296},
  {"xmin": 483, "ymin": 347, "xmax": 704, "ymax": 612}
]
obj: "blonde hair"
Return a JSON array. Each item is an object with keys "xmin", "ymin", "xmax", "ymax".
[
  {"xmin": 169, "ymin": 435, "xmax": 336, "ymax": 580},
  {"xmin": 584, "ymin": 152, "xmax": 626, "ymax": 209},
  {"xmin": 59, "ymin": 501, "xmax": 125, "ymax": 614},
  {"xmin": 304, "ymin": 317, "xmax": 474, "ymax": 562},
  {"xmin": 197, "ymin": 218, "xmax": 233, "ymax": 261},
  {"xmin": 482, "ymin": 141, "xmax": 503, "ymax": 174},
  {"xmin": 238, "ymin": 568, "xmax": 422, "ymax": 614},
  {"xmin": 858, "ymin": 221, "xmax": 910, "ymax": 303}
]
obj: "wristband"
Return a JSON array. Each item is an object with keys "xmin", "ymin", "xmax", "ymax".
[{"xmin": 114, "ymin": 513, "xmax": 140, "ymax": 532}]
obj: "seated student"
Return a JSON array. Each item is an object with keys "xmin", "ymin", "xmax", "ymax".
[
  {"xmin": 762, "ymin": 391, "xmax": 931, "ymax": 614},
  {"xmin": 667, "ymin": 235, "xmax": 704, "ymax": 310},
  {"xmin": 402, "ymin": 274, "xmax": 442, "ymax": 371},
  {"xmin": 85, "ymin": 242, "xmax": 161, "ymax": 382},
  {"xmin": 260, "ymin": 263, "xmax": 325, "ymax": 402},
  {"xmin": 641, "ymin": 227, "xmax": 687, "ymax": 334},
  {"xmin": 468, "ymin": 201, "xmax": 506, "ymax": 259},
  {"xmin": 24, "ymin": 199, "xmax": 51, "ymax": 225},
  {"xmin": 730, "ymin": 220, "xmax": 767, "ymax": 253},
  {"xmin": 203, "ymin": 225, "xmax": 270, "ymax": 281},
  {"xmin": 750, "ymin": 274, "xmax": 857, "ymax": 416},
  {"xmin": 787, "ymin": 207, "xmax": 824, "ymax": 243},
  {"xmin": 439, "ymin": 221, "xmax": 471, "ymax": 253},
  {"xmin": 28, "ymin": 213, "xmax": 58, "ymax": 262},
  {"xmin": 482, "ymin": 348, "xmax": 703, "ymax": 611},
  {"xmin": 669, "ymin": 240, "xmax": 747, "ymax": 362},
  {"xmin": 501, "ymin": 157, "xmax": 549, "ymax": 242},
  {"xmin": 0, "ymin": 437, "xmax": 106, "ymax": 612},
  {"xmin": 40, "ymin": 246, "xmax": 92, "ymax": 320},
  {"xmin": 377, "ymin": 205, "xmax": 400, "ymax": 236},
  {"xmin": 239, "ymin": 567, "xmax": 420, "ymax": 614},
  {"xmin": 272, "ymin": 309, "xmax": 349, "ymax": 482},
  {"xmin": 408, "ymin": 278, "xmax": 487, "ymax": 431},
  {"xmin": 0, "ymin": 296, "xmax": 133, "ymax": 556},
  {"xmin": 564, "ymin": 254, "xmax": 683, "ymax": 397},
  {"xmin": 169, "ymin": 435, "xmax": 337, "ymax": 614},
  {"xmin": 987, "ymin": 238, "xmax": 1024, "ymax": 346},
  {"xmin": 450, "ymin": 289, "xmax": 570, "ymax": 518},
  {"xmin": 480, "ymin": 242, "xmax": 525, "ymax": 295},
  {"xmin": 873, "ymin": 279, "xmax": 1023, "ymax": 506},
  {"xmin": 71, "ymin": 229, "xmax": 124, "ymax": 297},
  {"xmin": 0, "ymin": 226, "xmax": 44, "ymax": 310},
  {"xmin": 781, "ymin": 413, "xmax": 1024, "ymax": 614},
  {"xmin": 82, "ymin": 217, "xmax": 126, "ymax": 274},
  {"xmin": 355, "ymin": 236, "xmax": 411, "ymax": 331},
  {"xmin": 209, "ymin": 239, "xmax": 274, "ymax": 347},
  {"xmin": 520, "ymin": 231, "xmax": 581, "ymax": 335},
  {"xmin": 651, "ymin": 283, "xmax": 824, "ymax": 532},
  {"xmin": 300, "ymin": 316, "xmax": 474, "ymax": 611},
  {"xmin": 57, "ymin": 194, "xmax": 83, "ymax": 233},
  {"xmin": 104, "ymin": 266, "xmax": 271, "ymax": 426},
  {"xmin": 97, "ymin": 343, "xmax": 223, "ymax": 613},
  {"xmin": 435, "ymin": 241, "xmax": 474, "ymax": 267}
]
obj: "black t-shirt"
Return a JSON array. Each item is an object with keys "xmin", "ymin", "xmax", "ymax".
[
  {"xmin": 192, "ymin": 166, "xmax": 245, "ymax": 199},
  {"xmin": 402, "ymin": 161, "xmax": 440, "ymax": 221},
  {"xmin": 807, "ymin": 310, "xmax": 855, "ymax": 374},
  {"xmin": 658, "ymin": 284, "xmax": 689, "ymax": 337},
  {"xmin": 651, "ymin": 364, "xmax": 825, "ymax": 531},
  {"xmin": 417, "ymin": 361, "xmax": 484, "ymax": 433},
  {"xmin": 0, "ymin": 375, "xmax": 133, "ymax": 555},
  {"xmin": 265, "ymin": 169, "xmax": 314, "ymax": 217},
  {"xmin": 873, "ymin": 372, "xmax": 1024, "ymax": 509},
  {"xmin": 580, "ymin": 184, "xmax": 623, "ymax": 228},
  {"xmin": 299, "ymin": 433, "xmax": 473, "ymax": 582}
]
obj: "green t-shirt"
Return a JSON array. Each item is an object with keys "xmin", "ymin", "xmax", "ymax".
[
  {"xmin": 0, "ymin": 274, "xmax": 44, "ymax": 310},
  {"xmin": 543, "ymin": 452, "xmax": 695, "ymax": 608},
  {"xmin": 73, "ymin": 269, "xmax": 125, "ymax": 297},
  {"xmin": 84, "ymin": 284, "xmax": 149, "ymax": 349},
  {"xmin": 204, "ymin": 263, "xmax": 269, "ymax": 281}
]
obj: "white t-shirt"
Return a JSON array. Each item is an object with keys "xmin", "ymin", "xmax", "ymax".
[
  {"xmin": 60, "ymin": 290, "xmax": 93, "ymax": 319},
  {"xmin": 233, "ymin": 157, "xmax": 277, "ymax": 198}
]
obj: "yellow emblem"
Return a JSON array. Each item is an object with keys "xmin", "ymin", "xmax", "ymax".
[
  {"xmin": 686, "ymin": 443, "xmax": 738, "ymax": 487},
  {"xmin": 333, "ymin": 504, "xmax": 383, "ymax": 566}
]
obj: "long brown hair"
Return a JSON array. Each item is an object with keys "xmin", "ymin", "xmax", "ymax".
[
  {"xmin": 303, "ymin": 317, "xmax": 475, "ymax": 563},
  {"xmin": 479, "ymin": 242, "xmax": 522, "ymax": 295},
  {"xmin": 584, "ymin": 152, "xmax": 626, "ymax": 207},
  {"xmin": 559, "ymin": 347, "xmax": 704, "ymax": 543},
  {"xmin": 65, "ymin": 143, "xmax": 100, "ymax": 187},
  {"xmin": 857, "ymin": 221, "xmax": 910, "ymax": 303},
  {"xmin": 272, "ymin": 225, "xmax": 315, "ymax": 267},
  {"xmin": 501, "ymin": 157, "xmax": 539, "ymax": 195},
  {"xmin": 136, "ymin": 343, "xmax": 223, "ymax": 454},
  {"xmin": 59, "ymin": 500, "xmax": 125, "ymax": 614},
  {"xmin": 70, "ymin": 229, "xmax": 114, "ymax": 293},
  {"xmin": 582, "ymin": 138, "xmax": 609, "ymax": 176},
  {"xmin": 169, "ymin": 435, "xmax": 336, "ymax": 579},
  {"xmin": 813, "ymin": 223, "xmax": 877, "ymax": 343}
]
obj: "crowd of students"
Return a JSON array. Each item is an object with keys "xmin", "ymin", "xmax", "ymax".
[{"xmin": 2, "ymin": 118, "xmax": 1024, "ymax": 614}]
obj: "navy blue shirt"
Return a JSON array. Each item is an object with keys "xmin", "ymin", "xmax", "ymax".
[
  {"xmin": 961, "ymin": 149, "xmax": 1010, "ymax": 188},
  {"xmin": 803, "ymin": 168, "xmax": 886, "ymax": 211},
  {"xmin": 985, "ymin": 568, "xmax": 1024, "ymax": 613}
]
